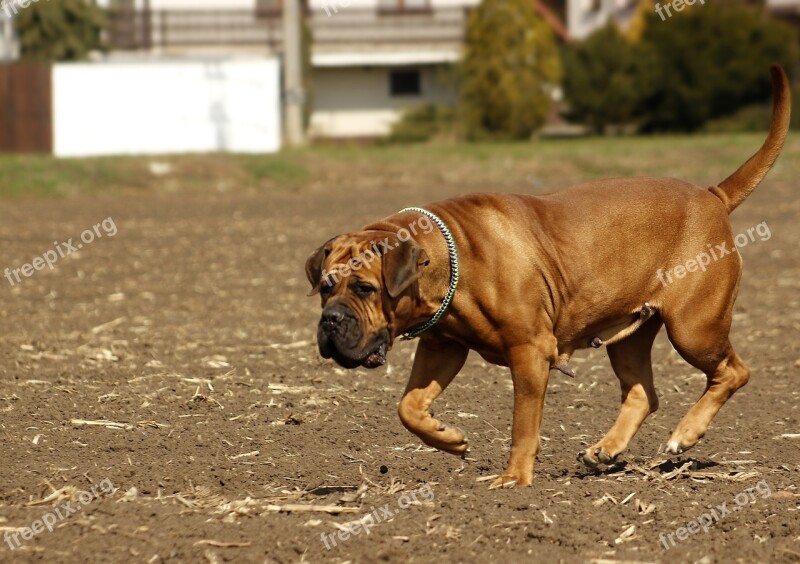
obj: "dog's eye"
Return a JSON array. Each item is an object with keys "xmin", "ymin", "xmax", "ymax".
[
  {"xmin": 354, "ymin": 283, "xmax": 377, "ymax": 297},
  {"xmin": 320, "ymin": 283, "xmax": 334, "ymax": 297}
]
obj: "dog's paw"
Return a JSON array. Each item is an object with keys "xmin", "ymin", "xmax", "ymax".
[
  {"xmin": 488, "ymin": 460, "xmax": 534, "ymax": 489},
  {"xmin": 432, "ymin": 424, "xmax": 469, "ymax": 456},
  {"xmin": 489, "ymin": 476, "xmax": 518, "ymax": 489},
  {"xmin": 664, "ymin": 439, "xmax": 696, "ymax": 456},
  {"xmin": 595, "ymin": 447, "xmax": 618, "ymax": 465},
  {"xmin": 578, "ymin": 450, "xmax": 598, "ymax": 468},
  {"xmin": 489, "ymin": 471, "xmax": 532, "ymax": 489},
  {"xmin": 665, "ymin": 427, "xmax": 704, "ymax": 455},
  {"xmin": 578, "ymin": 447, "xmax": 619, "ymax": 469}
]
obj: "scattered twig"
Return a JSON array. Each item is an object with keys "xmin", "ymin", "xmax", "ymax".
[
  {"xmin": 71, "ymin": 419, "xmax": 133, "ymax": 430},
  {"xmin": 194, "ymin": 540, "xmax": 251, "ymax": 548},
  {"xmin": 90, "ymin": 317, "xmax": 127, "ymax": 335},
  {"xmin": 228, "ymin": 451, "xmax": 259, "ymax": 460},
  {"xmin": 661, "ymin": 462, "xmax": 693, "ymax": 481},
  {"xmin": 265, "ymin": 504, "xmax": 360, "ymax": 515}
]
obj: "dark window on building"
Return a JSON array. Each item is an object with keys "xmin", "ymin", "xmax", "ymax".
[{"xmin": 390, "ymin": 70, "xmax": 421, "ymax": 97}]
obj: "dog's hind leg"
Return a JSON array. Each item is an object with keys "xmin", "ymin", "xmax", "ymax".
[
  {"xmin": 661, "ymin": 271, "xmax": 749, "ymax": 455},
  {"xmin": 580, "ymin": 315, "xmax": 662, "ymax": 468},
  {"xmin": 663, "ymin": 333, "xmax": 749, "ymax": 455},
  {"xmin": 398, "ymin": 338, "xmax": 470, "ymax": 456}
]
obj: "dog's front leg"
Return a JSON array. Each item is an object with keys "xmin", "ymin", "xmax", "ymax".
[
  {"xmin": 491, "ymin": 343, "xmax": 551, "ymax": 488},
  {"xmin": 398, "ymin": 339, "xmax": 469, "ymax": 455}
]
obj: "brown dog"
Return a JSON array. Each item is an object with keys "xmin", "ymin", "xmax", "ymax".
[{"xmin": 306, "ymin": 66, "xmax": 790, "ymax": 487}]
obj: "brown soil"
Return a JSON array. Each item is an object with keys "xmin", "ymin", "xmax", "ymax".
[{"xmin": 0, "ymin": 147, "xmax": 799, "ymax": 564}]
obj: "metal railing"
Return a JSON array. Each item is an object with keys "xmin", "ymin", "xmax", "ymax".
[{"xmin": 107, "ymin": 7, "xmax": 467, "ymax": 51}]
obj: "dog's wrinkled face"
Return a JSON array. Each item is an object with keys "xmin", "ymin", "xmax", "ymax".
[{"xmin": 305, "ymin": 231, "xmax": 429, "ymax": 369}]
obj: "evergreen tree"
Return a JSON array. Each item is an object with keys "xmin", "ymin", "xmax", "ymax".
[
  {"xmin": 15, "ymin": 0, "xmax": 106, "ymax": 62},
  {"xmin": 562, "ymin": 24, "xmax": 656, "ymax": 134},
  {"xmin": 639, "ymin": 4, "xmax": 797, "ymax": 131},
  {"xmin": 460, "ymin": 0, "xmax": 562, "ymax": 139}
]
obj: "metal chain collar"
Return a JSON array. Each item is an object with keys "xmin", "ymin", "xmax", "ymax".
[{"xmin": 398, "ymin": 207, "xmax": 459, "ymax": 340}]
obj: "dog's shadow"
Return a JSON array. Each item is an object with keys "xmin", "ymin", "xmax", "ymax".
[
  {"xmin": 574, "ymin": 457, "xmax": 720, "ymax": 480},
  {"xmin": 306, "ymin": 485, "xmax": 359, "ymax": 497}
]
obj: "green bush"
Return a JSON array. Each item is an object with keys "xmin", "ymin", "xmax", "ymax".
[
  {"xmin": 388, "ymin": 104, "xmax": 456, "ymax": 143},
  {"xmin": 638, "ymin": 4, "xmax": 798, "ymax": 132},
  {"xmin": 703, "ymin": 84, "xmax": 800, "ymax": 133},
  {"xmin": 562, "ymin": 3, "xmax": 798, "ymax": 133},
  {"xmin": 460, "ymin": 0, "xmax": 561, "ymax": 140},
  {"xmin": 16, "ymin": 0, "xmax": 106, "ymax": 62},
  {"xmin": 562, "ymin": 24, "xmax": 656, "ymax": 134}
]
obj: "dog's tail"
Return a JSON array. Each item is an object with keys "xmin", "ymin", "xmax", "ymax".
[{"xmin": 710, "ymin": 65, "xmax": 792, "ymax": 214}]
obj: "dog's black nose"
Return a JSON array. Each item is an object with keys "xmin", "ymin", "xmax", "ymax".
[{"xmin": 321, "ymin": 309, "xmax": 345, "ymax": 329}]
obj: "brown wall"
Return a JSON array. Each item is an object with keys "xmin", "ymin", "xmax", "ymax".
[{"xmin": 0, "ymin": 63, "xmax": 52, "ymax": 153}]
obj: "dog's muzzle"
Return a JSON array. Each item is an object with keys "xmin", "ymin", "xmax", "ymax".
[{"xmin": 317, "ymin": 304, "xmax": 389, "ymax": 369}]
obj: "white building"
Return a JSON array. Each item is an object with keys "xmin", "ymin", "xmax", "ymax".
[
  {"xmin": 307, "ymin": 0, "xmax": 476, "ymax": 138},
  {"xmin": 101, "ymin": 0, "xmax": 484, "ymax": 138},
  {"xmin": 767, "ymin": 0, "xmax": 800, "ymax": 10},
  {"xmin": 101, "ymin": 0, "xmax": 575, "ymax": 140},
  {"xmin": 566, "ymin": 0, "xmax": 639, "ymax": 40},
  {"xmin": 3, "ymin": 0, "xmax": 652, "ymax": 140},
  {"xmin": 765, "ymin": 0, "xmax": 800, "ymax": 25},
  {"xmin": 0, "ymin": 14, "xmax": 19, "ymax": 60}
]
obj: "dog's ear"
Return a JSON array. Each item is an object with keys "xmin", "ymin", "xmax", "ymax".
[
  {"xmin": 383, "ymin": 239, "xmax": 430, "ymax": 298},
  {"xmin": 305, "ymin": 238, "xmax": 336, "ymax": 296}
]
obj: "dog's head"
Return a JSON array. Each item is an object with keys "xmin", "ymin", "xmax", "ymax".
[{"xmin": 305, "ymin": 231, "xmax": 429, "ymax": 369}]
